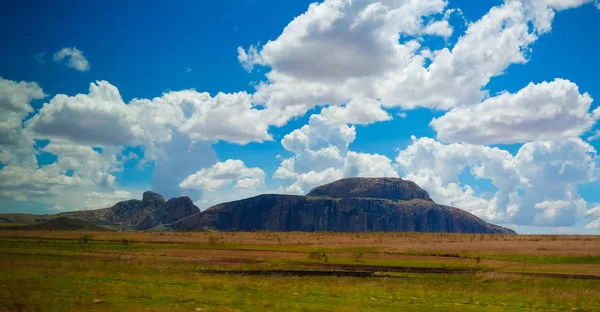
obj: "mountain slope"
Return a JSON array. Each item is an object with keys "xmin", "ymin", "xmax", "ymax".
[{"xmin": 173, "ymin": 178, "xmax": 515, "ymax": 234}]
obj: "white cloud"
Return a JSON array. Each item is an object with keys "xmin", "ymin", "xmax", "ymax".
[
  {"xmin": 275, "ymin": 106, "xmax": 397, "ymax": 194},
  {"xmin": 53, "ymin": 47, "xmax": 90, "ymax": 72},
  {"xmin": 41, "ymin": 140, "xmax": 123, "ymax": 189},
  {"xmin": 396, "ymin": 136, "xmax": 597, "ymax": 226},
  {"xmin": 239, "ymin": 0, "xmax": 585, "ymax": 123},
  {"xmin": 0, "ymin": 162, "xmax": 82, "ymax": 201},
  {"xmin": 318, "ymin": 97, "xmax": 391, "ymax": 126},
  {"xmin": 431, "ymin": 79, "xmax": 598, "ymax": 144},
  {"xmin": 26, "ymin": 81, "xmax": 137, "ymax": 146},
  {"xmin": 343, "ymin": 152, "xmax": 399, "ymax": 178},
  {"xmin": 588, "ymin": 130, "xmax": 600, "ymax": 141},
  {"xmin": 585, "ymin": 205, "xmax": 600, "ymax": 229},
  {"xmin": 545, "ymin": 0, "xmax": 596, "ymax": 11},
  {"xmin": 176, "ymin": 91, "xmax": 272, "ymax": 144},
  {"xmin": 237, "ymin": 45, "xmax": 264, "ymax": 72},
  {"xmin": 179, "ymin": 159, "xmax": 266, "ymax": 191},
  {"xmin": 280, "ymin": 167, "xmax": 344, "ymax": 195},
  {"xmin": 0, "ymin": 77, "xmax": 45, "ymax": 148},
  {"xmin": 423, "ymin": 20, "xmax": 453, "ymax": 38},
  {"xmin": 26, "ymin": 81, "xmax": 276, "ymax": 153}
]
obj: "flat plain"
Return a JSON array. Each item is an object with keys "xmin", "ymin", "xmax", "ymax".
[{"xmin": 1, "ymin": 231, "xmax": 599, "ymax": 311}]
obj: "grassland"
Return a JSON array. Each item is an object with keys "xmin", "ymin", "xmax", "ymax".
[{"xmin": 1, "ymin": 231, "xmax": 599, "ymax": 311}]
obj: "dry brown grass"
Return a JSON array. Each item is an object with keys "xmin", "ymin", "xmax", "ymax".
[{"xmin": 1, "ymin": 231, "xmax": 599, "ymax": 256}]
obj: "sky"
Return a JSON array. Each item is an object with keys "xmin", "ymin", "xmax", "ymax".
[{"xmin": 1, "ymin": 0, "xmax": 600, "ymax": 234}]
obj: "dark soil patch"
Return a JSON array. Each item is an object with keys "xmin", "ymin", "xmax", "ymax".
[
  {"xmin": 294, "ymin": 262, "xmax": 477, "ymax": 274},
  {"xmin": 198, "ymin": 269, "xmax": 399, "ymax": 278},
  {"xmin": 517, "ymin": 272, "xmax": 600, "ymax": 280}
]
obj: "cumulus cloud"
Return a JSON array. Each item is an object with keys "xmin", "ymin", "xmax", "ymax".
[
  {"xmin": 585, "ymin": 205, "xmax": 600, "ymax": 229},
  {"xmin": 545, "ymin": 0, "xmax": 597, "ymax": 11},
  {"xmin": 53, "ymin": 47, "xmax": 90, "ymax": 72},
  {"xmin": 179, "ymin": 159, "xmax": 266, "ymax": 191},
  {"xmin": 27, "ymin": 81, "xmax": 276, "ymax": 151},
  {"xmin": 27, "ymin": 81, "xmax": 137, "ymax": 146},
  {"xmin": 431, "ymin": 79, "xmax": 598, "ymax": 144},
  {"xmin": 176, "ymin": 91, "xmax": 272, "ymax": 144},
  {"xmin": 396, "ymin": 136, "xmax": 597, "ymax": 226},
  {"xmin": 0, "ymin": 77, "xmax": 45, "ymax": 148},
  {"xmin": 0, "ymin": 162, "xmax": 82, "ymax": 201},
  {"xmin": 274, "ymin": 105, "xmax": 397, "ymax": 194},
  {"xmin": 318, "ymin": 98, "xmax": 391, "ymax": 126},
  {"xmin": 239, "ymin": 0, "xmax": 585, "ymax": 121}
]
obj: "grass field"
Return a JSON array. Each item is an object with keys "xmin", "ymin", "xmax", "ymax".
[{"xmin": 1, "ymin": 231, "xmax": 600, "ymax": 311}]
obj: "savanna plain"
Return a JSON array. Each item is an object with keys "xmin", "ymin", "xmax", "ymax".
[{"xmin": 1, "ymin": 230, "xmax": 599, "ymax": 311}]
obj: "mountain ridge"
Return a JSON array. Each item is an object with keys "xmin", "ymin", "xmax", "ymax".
[
  {"xmin": 0, "ymin": 178, "xmax": 515, "ymax": 234},
  {"xmin": 173, "ymin": 178, "xmax": 515, "ymax": 234}
]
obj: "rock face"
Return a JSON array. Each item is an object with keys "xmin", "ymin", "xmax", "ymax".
[
  {"xmin": 173, "ymin": 178, "xmax": 515, "ymax": 234},
  {"xmin": 102, "ymin": 191, "xmax": 200, "ymax": 230}
]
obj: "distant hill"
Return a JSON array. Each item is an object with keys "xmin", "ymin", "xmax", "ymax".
[
  {"xmin": 173, "ymin": 178, "xmax": 516, "ymax": 234},
  {"xmin": 0, "ymin": 213, "xmax": 50, "ymax": 225},
  {"xmin": 3, "ymin": 217, "xmax": 113, "ymax": 231},
  {"xmin": 0, "ymin": 192, "xmax": 201, "ymax": 231}
]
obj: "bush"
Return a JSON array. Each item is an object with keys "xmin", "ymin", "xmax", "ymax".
[
  {"xmin": 308, "ymin": 249, "xmax": 328, "ymax": 262},
  {"xmin": 353, "ymin": 252, "xmax": 364, "ymax": 262},
  {"xmin": 78, "ymin": 235, "xmax": 93, "ymax": 244}
]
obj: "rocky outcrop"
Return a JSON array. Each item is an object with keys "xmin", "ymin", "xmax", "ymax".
[
  {"xmin": 173, "ymin": 178, "xmax": 515, "ymax": 234},
  {"xmin": 0, "ymin": 191, "xmax": 201, "ymax": 231},
  {"xmin": 307, "ymin": 177, "xmax": 432, "ymax": 201},
  {"xmin": 102, "ymin": 191, "xmax": 200, "ymax": 230},
  {"xmin": 166, "ymin": 196, "xmax": 199, "ymax": 222}
]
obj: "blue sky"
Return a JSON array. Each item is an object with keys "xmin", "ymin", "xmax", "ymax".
[{"xmin": 1, "ymin": 0, "xmax": 600, "ymax": 233}]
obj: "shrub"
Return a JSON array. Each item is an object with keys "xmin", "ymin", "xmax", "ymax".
[
  {"xmin": 79, "ymin": 235, "xmax": 93, "ymax": 244},
  {"xmin": 353, "ymin": 252, "xmax": 364, "ymax": 263},
  {"xmin": 308, "ymin": 249, "xmax": 328, "ymax": 262}
]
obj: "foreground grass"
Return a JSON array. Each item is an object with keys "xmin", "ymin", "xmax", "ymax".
[{"xmin": 1, "ymin": 232, "xmax": 600, "ymax": 311}]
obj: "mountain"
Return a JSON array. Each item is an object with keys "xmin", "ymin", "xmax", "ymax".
[
  {"xmin": 2, "ymin": 217, "xmax": 113, "ymax": 231},
  {"xmin": 172, "ymin": 178, "xmax": 515, "ymax": 234},
  {"xmin": 0, "ymin": 191, "xmax": 200, "ymax": 231}
]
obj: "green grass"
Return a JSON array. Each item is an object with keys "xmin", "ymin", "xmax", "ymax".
[
  {"xmin": 2, "ymin": 236, "xmax": 600, "ymax": 311},
  {"xmin": 2, "ymin": 254, "xmax": 599, "ymax": 312}
]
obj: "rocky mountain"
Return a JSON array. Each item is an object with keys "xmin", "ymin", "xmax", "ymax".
[
  {"xmin": 0, "ymin": 191, "xmax": 200, "ymax": 231},
  {"xmin": 173, "ymin": 178, "xmax": 515, "ymax": 234}
]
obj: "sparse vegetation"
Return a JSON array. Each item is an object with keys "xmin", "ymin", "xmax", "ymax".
[
  {"xmin": 78, "ymin": 234, "xmax": 93, "ymax": 244},
  {"xmin": 1, "ymin": 231, "xmax": 599, "ymax": 311}
]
